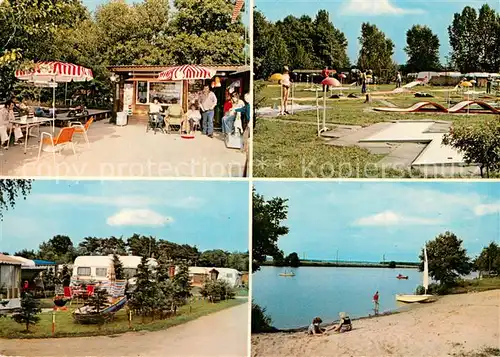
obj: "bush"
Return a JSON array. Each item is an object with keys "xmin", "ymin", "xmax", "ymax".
[
  {"xmin": 252, "ymin": 302, "xmax": 275, "ymax": 333},
  {"xmin": 200, "ymin": 280, "xmax": 235, "ymax": 302},
  {"xmin": 388, "ymin": 261, "xmax": 396, "ymax": 269}
]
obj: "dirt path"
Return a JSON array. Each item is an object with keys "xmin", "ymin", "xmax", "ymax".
[{"xmin": 1, "ymin": 303, "xmax": 248, "ymax": 357}]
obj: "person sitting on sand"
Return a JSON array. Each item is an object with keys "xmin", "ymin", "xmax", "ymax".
[
  {"xmin": 329, "ymin": 312, "xmax": 352, "ymax": 333},
  {"xmin": 308, "ymin": 317, "xmax": 325, "ymax": 335}
]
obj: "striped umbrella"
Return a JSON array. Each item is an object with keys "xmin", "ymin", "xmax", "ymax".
[
  {"xmin": 158, "ymin": 65, "xmax": 216, "ymax": 81},
  {"xmin": 15, "ymin": 61, "xmax": 93, "ymax": 83},
  {"xmin": 232, "ymin": 0, "xmax": 244, "ymax": 23}
]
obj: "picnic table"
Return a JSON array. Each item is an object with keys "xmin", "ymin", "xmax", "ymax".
[{"xmin": 7, "ymin": 116, "xmax": 55, "ymax": 154}]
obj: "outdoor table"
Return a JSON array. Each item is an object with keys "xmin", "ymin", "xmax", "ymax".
[{"xmin": 8, "ymin": 117, "xmax": 55, "ymax": 154}]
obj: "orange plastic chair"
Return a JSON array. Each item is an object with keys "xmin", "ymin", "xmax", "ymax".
[
  {"xmin": 38, "ymin": 127, "xmax": 76, "ymax": 164},
  {"xmin": 70, "ymin": 116, "xmax": 94, "ymax": 147}
]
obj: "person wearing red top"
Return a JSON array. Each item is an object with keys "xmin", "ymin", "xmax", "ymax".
[
  {"xmin": 322, "ymin": 67, "xmax": 330, "ymax": 92},
  {"xmin": 223, "ymin": 92, "xmax": 233, "ymax": 113},
  {"xmin": 373, "ymin": 291, "xmax": 379, "ymax": 315}
]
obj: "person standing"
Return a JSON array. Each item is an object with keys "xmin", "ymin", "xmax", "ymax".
[
  {"xmin": 199, "ymin": 84, "xmax": 217, "ymax": 138},
  {"xmin": 322, "ymin": 66, "xmax": 330, "ymax": 92},
  {"xmin": 486, "ymin": 76, "xmax": 492, "ymax": 94},
  {"xmin": 0, "ymin": 99, "xmax": 23, "ymax": 148},
  {"xmin": 373, "ymin": 291, "xmax": 380, "ymax": 315},
  {"xmin": 396, "ymin": 72, "xmax": 402, "ymax": 88},
  {"xmin": 361, "ymin": 71, "xmax": 367, "ymax": 94},
  {"xmin": 281, "ymin": 66, "xmax": 291, "ymax": 115}
]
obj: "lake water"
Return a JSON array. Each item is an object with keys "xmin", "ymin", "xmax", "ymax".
[{"xmin": 252, "ymin": 266, "xmax": 424, "ymax": 329}]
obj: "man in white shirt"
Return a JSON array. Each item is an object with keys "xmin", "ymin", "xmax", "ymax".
[
  {"xmin": 0, "ymin": 100, "xmax": 23, "ymax": 148},
  {"xmin": 199, "ymin": 85, "xmax": 217, "ymax": 138}
]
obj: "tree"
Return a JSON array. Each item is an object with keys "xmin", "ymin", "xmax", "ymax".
[
  {"xmin": 42, "ymin": 267, "xmax": 56, "ymax": 293},
  {"xmin": 86, "ymin": 287, "xmax": 110, "ymax": 314},
  {"xmin": 130, "ymin": 255, "xmax": 157, "ymax": 318},
  {"xmin": 442, "ymin": 119, "xmax": 500, "ymax": 178},
  {"xmin": 11, "ymin": 293, "xmax": 41, "ymax": 332},
  {"xmin": 404, "ymin": 25, "xmax": 441, "ymax": 72},
  {"xmin": 448, "ymin": 4, "xmax": 500, "ymax": 73},
  {"xmin": 199, "ymin": 250, "xmax": 229, "ymax": 267},
  {"xmin": 227, "ymin": 252, "xmax": 250, "ymax": 272},
  {"xmin": 200, "ymin": 279, "xmax": 234, "ymax": 302},
  {"xmin": 38, "ymin": 235, "xmax": 76, "ymax": 264},
  {"xmin": 127, "ymin": 234, "xmax": 158, "ymax": 257},
  {"xmin": 0, "ymin": 179, "xmax": 32, "ymax": 219},
  {"xmin": 14, "ymin": 249, "xmax": 37, "ymax": 259},
  {"xmin": 252, "ymin": 188, "xmax": 289, "ymax": 272},
  {"xmin": 475, "ymin": 242, "xmax": 500, "ymax": 275},
  {"xmin": 172, "ymin": 262, "xmax": 192, "ymax": 307},
  {"xmin": 357, "ymin": 23, "xmax": 395, "ymax": 80},
  {"xmin": 112, "ymin": 254, "xmax": 124, "ymax": 280},
  {"xmin": 285, "ymin": 252, "xmax": 300, "ymax": 268},
  {"xmin": 388, "ymin": 261, "xmax": 397, "ymax": 269},
  {"xmin": 253, "ymin": 10, "xmax": 289, "ymax": 79},
  {"xmin": 171, "ymin": 0, "xmax": 245, "ymax": 64},
  {"xmin": 312, "ymin": 10, "xmax": 349, "ymax": 69},
  {"xmin": 0, "ymin": 0, "xmax": 87, "ymax": 97},
  {"xmin": 422, "ymin": 232, "xmax": 471, "ymax": 286}
]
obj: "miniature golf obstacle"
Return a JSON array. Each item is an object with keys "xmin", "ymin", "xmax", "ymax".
[{"xmin": 317, "ymin": 77, "xmax": 342, "ymax": 136}]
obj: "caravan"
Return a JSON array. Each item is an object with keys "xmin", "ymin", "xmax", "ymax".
[{"xmin": 72, "ymin": 255, "xmax": 157, "ymax": 284}]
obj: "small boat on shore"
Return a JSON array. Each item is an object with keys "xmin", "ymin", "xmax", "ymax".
[
  {"xmin": 73, "ymin": 296, "xmax": 127, "ymax": 324},
  {"xmin": 396, "ymin": 245, "xmax": 435, "ymax": 304},
  {"xmin": 396, "ymin": 294, "xmax": 432, "ymax": 303},
  {"xmin": 396, "ymin": 274, "xmax": 408, "ymax": 279},
  {"xmin": 279, "ymin": 270, "xmax": 295, "ymax": 277}
]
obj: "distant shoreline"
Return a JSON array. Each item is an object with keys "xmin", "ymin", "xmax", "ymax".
[{"xmin": 261, "ymin": 261, "xmax": 419, "ymax": 269}]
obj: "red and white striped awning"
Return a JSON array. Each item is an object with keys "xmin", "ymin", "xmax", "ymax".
[
  {"xmin": 158, "ymin": 65, "xmax": 217, "ymax": 81},
  {"xmin": 15, "ymin": 61, "xmax": 94, "ymax": 83},
  {"xmin": 231, "ymin": 0, "xmax": 244, "ymax": 23}
]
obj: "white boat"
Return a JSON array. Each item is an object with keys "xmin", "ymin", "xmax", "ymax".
[
  {"xmin": 279, "ymin": 270, "xmax": 295, "ymax": 277},
  {"xmin": 396, "ymin": 245, "xmax": 435, "ymax": 304}
]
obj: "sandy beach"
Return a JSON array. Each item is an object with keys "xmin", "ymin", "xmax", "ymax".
[{"xmin": 252, "ymin": 290, "xmax": 500, "ymax": 357}]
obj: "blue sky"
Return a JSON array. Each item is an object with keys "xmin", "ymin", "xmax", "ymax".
[
  {"xmin": 254, "ymin": 181, "xmax": 500, "ymax": 262},
  {"xmin": 0, "ymin": 180, "xmax": 249, "ymax": 254},
  {"xmin": 255, "ymin": 0, "xmax": 499, "ymax": 64}
]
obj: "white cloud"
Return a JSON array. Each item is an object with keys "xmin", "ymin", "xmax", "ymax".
[
  {"xmin": 474, "ymin": 203, "xmax": 500, "ymax": 216},
  {"xmin": 106, "ymin": 209, "xmax": 173, "ymax": 227},
  {"xmin": 35, "ymin": 194, "xmax": 204, "ymax": 209},
  {"xmin": 354, "ymin": 210, "xmax": 441, "ymax": 226},
  {"xmin": 342, "ymin": 0, "xmax": 425, "ymax": 15}
]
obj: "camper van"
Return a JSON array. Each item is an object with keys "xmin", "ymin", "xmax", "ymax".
[
  {"xmin": 187, "ymin": 267, "xmax": 242, "ymax": 288},
  {"xmin": 72, "ymin": 255, "xmax": 157, "ymax": 284}
]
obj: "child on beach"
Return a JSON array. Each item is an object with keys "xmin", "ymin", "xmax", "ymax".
[
  {"xmin": 307, "ymin": 317, "xmax": 325, "ymax": 335},
  {"xmin": 329, "ymin": 312, "xmax": 352, "ymax": 333}
]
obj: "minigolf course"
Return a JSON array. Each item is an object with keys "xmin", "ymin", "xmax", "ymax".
[{"xmin": 374, "ymin": 100, "xmax": 499, "ymax": 114}]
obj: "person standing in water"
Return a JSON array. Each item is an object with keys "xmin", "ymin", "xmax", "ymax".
[
  {"xmin": 373, "ymin": 291, "xmax": 380, "ymax": 315},
  {"xmin": 280, "ymin": 66, "xmax": 291, "ymax": 115}
]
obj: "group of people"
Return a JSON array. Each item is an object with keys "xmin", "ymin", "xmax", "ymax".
[
  {"xmin": 307, "ymin": 291, "xmax": 381, "ymax": 336},
  {"xmin": 0, "ymin": 99, "xmax": 25, "ymax": 148},
  {"xmin": 149, "ymin": 84, "xmax": 250, "ymax": 138},
  {"xmin": 308, "ymin": 312, "xmax": 352, "ymax": 336}
]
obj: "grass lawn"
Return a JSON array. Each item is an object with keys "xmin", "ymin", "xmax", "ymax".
[
  {"xmin": 254, "ymin": 82, "xmax": 499, "ymax": 178},
  {"xmin": 0, "ymin": 298, "xmax": 244, "ymax": 339},
  {"xmin": 450, "ymin": 277, "xmax": 500, "ymax": 294}
]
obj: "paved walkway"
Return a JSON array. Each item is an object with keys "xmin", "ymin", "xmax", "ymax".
[
  {"xmin": 0, "ymin": 303, "xmax": 249, "ymax": 357},
  {"xmin": 0, "ymin": 121, "xmax": 245, "ymax": 177}
]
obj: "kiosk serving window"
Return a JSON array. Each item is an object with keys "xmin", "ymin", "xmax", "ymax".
[
  {"xmin": 149, "ymin": 82, "xmax": 182, "ymax": 104},
  {"xmin": 135, "ymin": 81, "xmax": 182, "ymax": 105}
]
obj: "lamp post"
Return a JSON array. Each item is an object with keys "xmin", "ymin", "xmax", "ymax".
[{"xmin": 110, "ymin": 73, "xmax": 118, "ymax": 124}]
